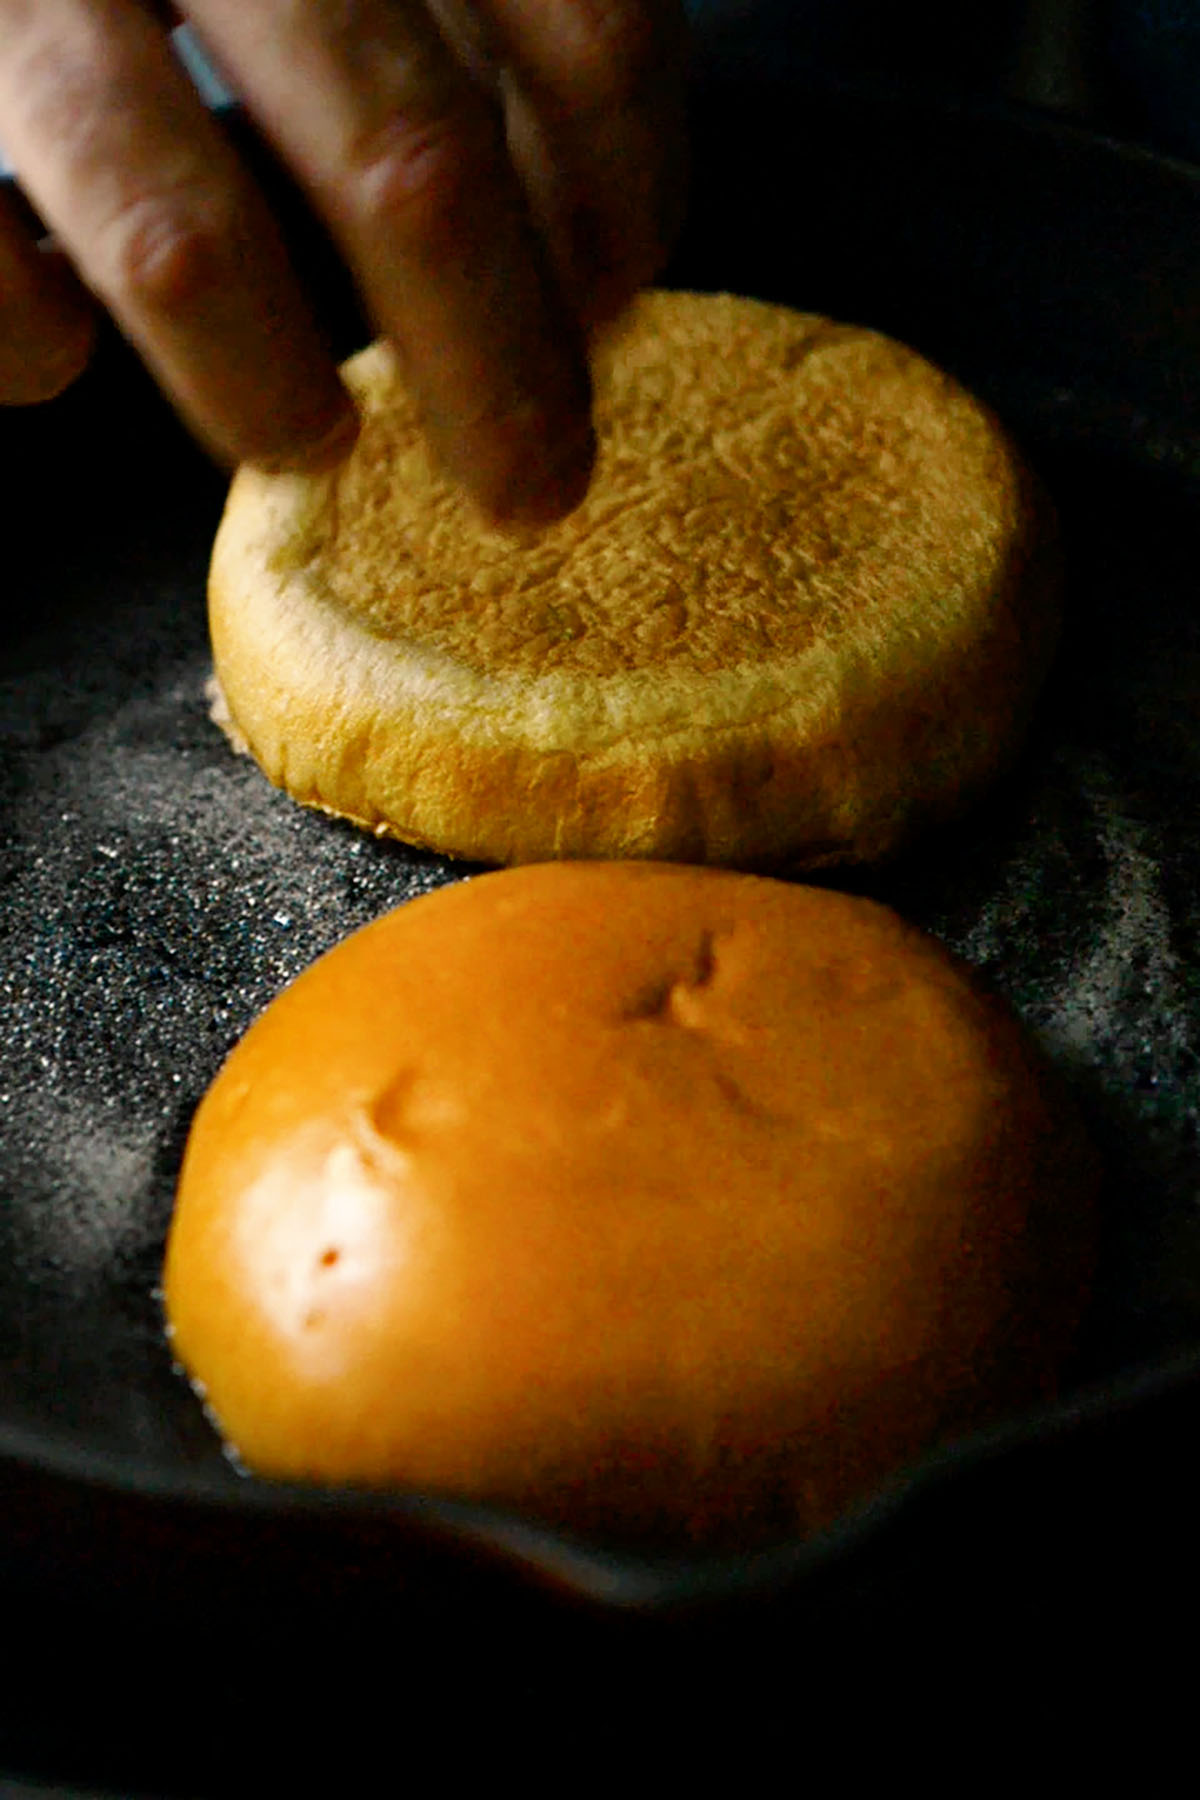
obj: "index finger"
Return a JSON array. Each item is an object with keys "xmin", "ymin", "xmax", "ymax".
[{"xmin": 185, "ymin": 0, "xmax": 596, "ymax": 525}]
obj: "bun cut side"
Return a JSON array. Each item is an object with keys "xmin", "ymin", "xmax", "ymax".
[
  {"xmin": 163, "ymin": 863, "xmax": 1097, "ymax": 1548},
  {"xmin": 209, "ymin": 291, "xmax": 1060, "ymax": 869}
]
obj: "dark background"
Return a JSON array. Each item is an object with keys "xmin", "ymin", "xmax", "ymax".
[{"xmin": 688, "ymin": 0, "xmax": 1200, "ymax": 160}]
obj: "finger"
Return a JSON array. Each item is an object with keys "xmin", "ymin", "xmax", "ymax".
[
  {"xmin": 184, "ymin": 0, "xmax": 594, "ymax": 525},
  {"xmin": 478, "ymin": 0, "xmax": 690, "ymax": 330},
  {"xmin": 0, "ymin": 188, "xmax": 96, "ymax": 404},
  {"xmin": 0, "ymin": 0, "xmax": 357, "ymax": 471}
]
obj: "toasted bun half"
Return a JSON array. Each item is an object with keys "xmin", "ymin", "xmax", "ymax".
[
  {"xmin": 208, "ymin": 291, "xmax": 1059, "ymax": 869},
  {"xmin": 164, "ymin": 863, "xmax": 1096, "ymax": 1547}
]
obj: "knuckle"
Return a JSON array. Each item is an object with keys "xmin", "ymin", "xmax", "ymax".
[
  {"xmin": 102, "ymin": 193, "xmax": 229, "ymax": 317},
  {"xmin": 3, "ymin": 23, "xmax": 247, "ymax": 322},
  {"xmin": 346, "ymin": 103, "xmax": 495, "ymax": 243}
]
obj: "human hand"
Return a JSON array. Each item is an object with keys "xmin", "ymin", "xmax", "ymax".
[{"xmin": 0, "ymin": 3, "xmax": 688, "ymax": 524}]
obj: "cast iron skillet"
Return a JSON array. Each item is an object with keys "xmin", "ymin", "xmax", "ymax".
[{"xmin": 2, "ymin": 72, "xmax": 1199, "ymax": 1789}]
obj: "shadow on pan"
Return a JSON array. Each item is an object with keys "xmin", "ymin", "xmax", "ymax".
[{"xmin": 1, "ymin": 71, "xmax": 1200, "ymax": 1786}]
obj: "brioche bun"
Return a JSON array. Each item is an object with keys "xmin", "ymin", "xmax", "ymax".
[
  {"xmin": 208, "ymin": 291, "xmax": 1059, "ymax": 870},
  {"xmin": 164, "ymin": 863, "xmax": 1096, "ymax": 1547}
]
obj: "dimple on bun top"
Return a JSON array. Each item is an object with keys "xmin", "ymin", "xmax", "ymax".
[
  {"xmin": 208, "ymin": 291, "xmax": 1060, "ymax": 869},
  {"xmin": 163, "ymin": 863, "xmax": 1097, "ymax": 1549}
]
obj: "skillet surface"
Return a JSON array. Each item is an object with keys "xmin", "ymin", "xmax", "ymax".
[{"xmin": 1, "ymin": 74, "xmax": 1199, "ymax": 1786}]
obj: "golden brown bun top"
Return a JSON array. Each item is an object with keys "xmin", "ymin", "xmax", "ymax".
[
  {"xmin": 266, "ymin": 292, "xmax": 1029, "ymax": 684},
  {"xmin": 164, "ymin": 864, "xmax": 1096, "ymax": 1547},
  {"xmin": 211, "ymin": 291, "xmax": 1058, "ymax": 868}
]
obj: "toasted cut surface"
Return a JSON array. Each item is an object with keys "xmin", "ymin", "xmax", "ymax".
[
  {"xmin": 163, "ymin": 863, "xmax": 1096, "ymax": 1548},
  {"xmin": 209, "ymin": 290, "xmax": 1059, "ymax": 866}
]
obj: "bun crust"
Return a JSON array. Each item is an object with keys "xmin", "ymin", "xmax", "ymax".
[
  {"xmin": 164, "ymin": 864, "xmax": 1095, "ymax": 1547},
  {"xmin": 209, "ymin": 292, "xmax": 1059, "ymax": 868}
]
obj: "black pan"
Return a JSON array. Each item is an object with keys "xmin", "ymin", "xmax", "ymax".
[{"xmin": 2, "ymin": 71, "xmax": 1199, "ymax": 1790}]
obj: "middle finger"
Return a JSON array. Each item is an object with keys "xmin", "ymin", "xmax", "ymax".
[{"xmin": 185, "ymin": 0, "xmax": 595, "ymax": 524}]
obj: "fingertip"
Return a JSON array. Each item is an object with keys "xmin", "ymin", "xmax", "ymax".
[
  {"xmin": 246, "ymin": 401, "xmax": 361, "ymax": 477},
  {"xmin": 478, "ymin": 413, "xmax": 597, "ymax": 533},
  {"xmin": 9, "ymin": 311, "xmax": 97, "ymax": 405},
  {"xmin": 0, "ymin": 243, "xmax": 98, "ymax": 407}
]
